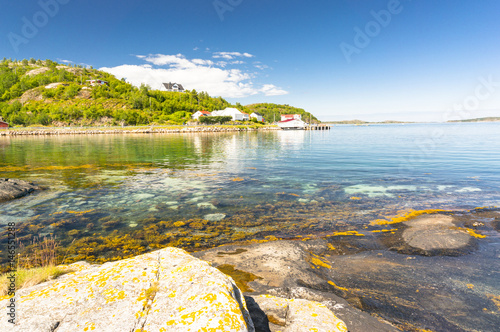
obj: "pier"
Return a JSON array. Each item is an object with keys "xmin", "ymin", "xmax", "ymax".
[{"xmin": 306, "ymin": 124, "xmax": 331, "ymax": 130}]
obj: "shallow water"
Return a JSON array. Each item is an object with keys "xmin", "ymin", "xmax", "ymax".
[{"xmin": 1, "ymin": 123, "xmax": 499, "ymax": 331}]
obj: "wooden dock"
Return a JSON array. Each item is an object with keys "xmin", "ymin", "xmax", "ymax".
[{"xmin": 306, "ymin": 124, "xmax": 331, "ymax": 130}]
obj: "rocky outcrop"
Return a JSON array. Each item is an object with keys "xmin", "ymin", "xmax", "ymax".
[
  {"xmin": 0, "ymin": 178, "xmax": 40, "ymax": 202},
  {"xmin": 0, "ymin": 247, "xmax": 349, "ymax": 332},
  {"xmin": 194, "ymin": 239, "xmax": 399, "ymax": 332},
  {"xmin": 250, "ymin": 294, "xmax": 348, "ymax": 332},
  {"xmin": 0, "ymin": 247, "xmax": 255, "ymax": 332}
]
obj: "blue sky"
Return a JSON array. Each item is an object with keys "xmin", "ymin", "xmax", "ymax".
[{"xmin": 2, "ymin": 0, "xmax": 500, "ymax": 121}]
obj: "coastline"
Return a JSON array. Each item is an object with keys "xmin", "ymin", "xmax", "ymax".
[{"xmin": 0, "ymin": 125, "xmax": 280, "ymax": 136}]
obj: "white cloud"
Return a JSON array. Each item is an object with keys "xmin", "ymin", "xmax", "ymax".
[
  {"xmin": 255, "ymin": 64, "xmax": 269, "ymax": 70},
  {"xmin": 260, "ymin": 84, "xmax": 288, "ymax": 96},
  {"xmin": 212, "ymin": 52, "xmax": 254, "ymax": 60},
  {"xmin": 192, "ymin": 58, "xmax": 214, "ymax": 66},
  {"xmin": 100, "ymin": 53, "xmax": 287, "ymax": 98}
]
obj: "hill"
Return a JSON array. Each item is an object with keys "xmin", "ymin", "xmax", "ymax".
[
  {"xmin": 244, "ymin": 103, "xmax": 319, "ymax": 123},
  {"xmin": 0, "ymin": 58, "xmax": 320, "ymax": 127},
  {"xmin": 0, "ymin": 58, "xmax": 232, "ymax": 126}
]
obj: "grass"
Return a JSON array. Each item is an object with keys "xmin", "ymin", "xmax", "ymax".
[
  {"xmin": 0, "ymin": 235, "xmax": 73, "ymax": 296},
  {"xmin": 0, "ymin": 265, "xmax": 68, "ymax": 296}
]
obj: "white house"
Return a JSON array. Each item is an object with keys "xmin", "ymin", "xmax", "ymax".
[
  {"xmin": 250, "ymin": 112, "xmax": 264, "ymax": 122},
  {"xmin": 163, "ymin": 82, "xmax": 185, "ymax": 92},
  {"xmin": 211, "ymin": 108, "xmax": 245, "ymax": 121},
  {"xmin": 277, "ymin": 118, "xmax": 306, "ymax": 130},
  {"xmin": 241, "ymin": 112, "xmax": 250, "ymax": 121},
  {"xmin": 281, "ymin": 114, "xmax": 301, "ymax": 121},
  {"xmin": 192, "ymin": 110, "xmax": 211, "ymax": 120}
]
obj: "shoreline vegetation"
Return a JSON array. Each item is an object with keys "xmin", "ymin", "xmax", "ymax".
[{"xmin": 0, "ymin": 124, "xmax": 280, "ymax": 136}]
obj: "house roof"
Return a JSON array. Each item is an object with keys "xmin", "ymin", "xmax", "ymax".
[
  {"xmin": 163, "ymin": 82, "xmax": 185, "ymax": 90},
  {"xmin": 199, "ymin": 111, "xmax": 211, "ymax": 115},
  {"xmin": 0, "ymin": 120, "xmax": 8, "ymax": 125},
  {"xmin": 251, "ymin": 112, "xmax": 263, "ymax": 116}
]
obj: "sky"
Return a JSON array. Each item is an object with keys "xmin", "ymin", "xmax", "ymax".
[{"xmin": 1, "ymin": 0, "xmax": 500, "ymax": 122}]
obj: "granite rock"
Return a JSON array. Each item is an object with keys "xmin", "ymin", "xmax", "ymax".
[
  {"xmin": 0, "ymin": 247, "xmax": 254, "ymax": 331},
  {"xmin": 0, "ymin": 178, "xmax": 40, "ymax": 202}
]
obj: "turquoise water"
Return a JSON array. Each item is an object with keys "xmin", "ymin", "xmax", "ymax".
[
  {"xmin": 1, "ymin": 123, "xmax": 499, "ymax": 330},
  {"xmin": 2, "ymin": 124, "xmax": 499, "ymax": 232}
]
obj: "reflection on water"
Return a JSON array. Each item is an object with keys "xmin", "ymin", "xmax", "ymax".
[{"xmin": 1, "ymin": 123, "xmax": 500, "ymax": 331}]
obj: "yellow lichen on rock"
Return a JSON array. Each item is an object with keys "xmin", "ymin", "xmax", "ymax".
[
  {"xmin": 328, "ymin": 281, "xmax": 349, "ymax": 292},
  {"xmin": 253, "ymin": 294, "xmax": 348, "ymax": 332},
  {"xmin": 370, "ymin": 209, "xmax": 451, "ymax": 226},
  {"xmin": 0, "ymin": 247, "xmax": 254, "ymax": 332},
  {"xmin": 327, "ymin": 230, "xmax": 365, "ymax": 237},
  {"xmin": 309, "ymin": 254, "xmax": 332, "ymax": 269}
]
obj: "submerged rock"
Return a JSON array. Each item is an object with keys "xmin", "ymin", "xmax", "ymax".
[
  {"xmin": 384, "ymin": 214, "xmax": 477, "ymax": 256},
  {"xmin": 204, "ymin": 213, "xmax": 226, "ymax": 222},
  {"xmin": 0, "ymin": 247, "xmax": 254, "ymax": 331},
  {"xmin": 197, "ymin": 202, "xmax": 217, "ymax": 210},
  {"xmin": 0, "ymin": 178, "xmax": 40, "ymax": 202}
]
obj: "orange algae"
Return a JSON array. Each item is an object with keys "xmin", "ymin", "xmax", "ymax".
[
  {"xmin": 231, "ymin": 177, "xmax": 244, "ymax": 182},
  {"xmin": 350, "ymin": 197, "xmax": 362, "ymax": 200},
  {"xmin": 487, "ymin": 294, "xmax": 500, "ymax": 312},
  {"xmin": 370, "ymin": 209, "xmax": 451, "ymax": 226}
]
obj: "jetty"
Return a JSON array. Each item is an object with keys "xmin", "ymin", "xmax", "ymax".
[{"xmin": 307, "ymin": 124, "xmax": 331, "ymax": 130}]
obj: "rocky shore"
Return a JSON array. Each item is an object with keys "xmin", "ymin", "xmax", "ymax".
[
  {"xmin": 0, "ymin": 247, "xmax": 349, "ymax": 332},
  {"xmin": 0, "ymin": 178, "xmax": 40, "ymax": 202},
  {"xmin": 0, "ymin": 126, "xmax": 280, "ymax": 136}
]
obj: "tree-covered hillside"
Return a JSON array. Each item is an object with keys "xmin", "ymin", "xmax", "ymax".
[
  {"xmin": 244, "ymin": 103, "xmax": 319, "ymax": 123},
  {"xmin": 0, "ymin": 58, "xmax": 230, "ymax": 126},
  {"xmin": 0, "ymin": 58, "xmax": 319, "ymax": 127}
]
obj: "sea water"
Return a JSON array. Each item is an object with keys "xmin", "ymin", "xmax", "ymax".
[{"xmin": 1, "ymin": 122, "xmax": 499, "ymax": 330}]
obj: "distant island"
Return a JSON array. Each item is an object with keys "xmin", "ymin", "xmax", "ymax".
[
  {"xmin": 323, "ymin": 119, "xmax": 412, "ymax": 125},
  {"xmin": 324, "ymin": 117, "xmax": 500, "ymax": 124},
  {"xmin": 448, "ymin": 117, "xmax": 500, "ymax": 123}
]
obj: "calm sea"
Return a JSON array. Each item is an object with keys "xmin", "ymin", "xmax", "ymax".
[{"xmin": 1, "ymin": 122, "xmax": 499, "ymax": 331}]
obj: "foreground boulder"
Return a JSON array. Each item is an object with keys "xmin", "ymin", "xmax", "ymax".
[
  {"xmin": 0, "ymin": 178, "xmax": 40, "ymax": 202},
  {"xmin": 0, "ymin": 247, "xmax": 255, "ymax": 331}
]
